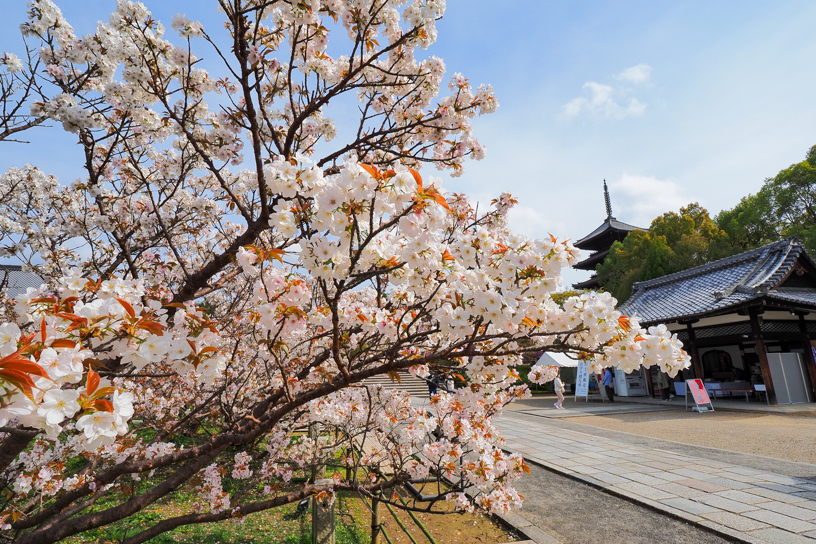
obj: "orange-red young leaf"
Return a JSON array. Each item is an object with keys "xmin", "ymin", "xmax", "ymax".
[
  {"xmin": 92, "ymin": 386, "xmax": 116, "ymax": 400},
  {"xmin": 50, "ymin": 339, "xmax": 77, "ymax": 349},
  {"xmin": 424, "ymin": 187, "xmax": 451, "ymax": 212},
  {"xmin": 433, "ymin": 193, "xmax": 451, "ymax": 212},
  {"xmin": 359, "ymin": 163, "xmax": 380, "ymax": 180},
  {"xmin": 115, "ymin": 298, "xmax": 136, "ymax": 319},
  {"xmin": 136, "ymin": 319, "xmax": 165, "ymax": 335},
  {"xmin": 521, "ymin": 317, "xmax": 537, "ymax": 328},
  {"xmin": 267, "ymin": 248, "xmax": 285, "ymax": 262},
  {"xmin": 92, "ymin": 399, "xmax": 114, "ymax": 413},
  {"xmin": 0, "ymin": 370, "xmax": 37, "ymax": 401},
  {"xmin": 407, "ymin": 167, "xmax": 423, "ymax": 192},
  {"xmin": 86, "ymin": 369, "xmax": 100, "ymax": 395},
  {"xmin": 54, "ymin": 312, "xmax": 87, "ymax": 324},
  {"xmin": 0, "ymin": 360, "xmax": 50, "ymax": 380}
]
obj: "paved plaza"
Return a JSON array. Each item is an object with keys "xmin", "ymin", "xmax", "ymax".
[{"xmin": 497, "ymin": 408, "xmax": 816, "ymax": 544}]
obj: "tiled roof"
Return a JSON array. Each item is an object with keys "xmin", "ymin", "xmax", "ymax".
[
  {"xmin": 574, "ymin": 217, "xmax": 641, "ymax": 249},
  {"xmin": 573, "ymin": 275, "xmax": 601, "ymax": 290},
  {"xmin": 0, "ymin": 265, "xmax": 44, "ymax": 299},
  {"xmin": 574, "ymin": 248, "xmax": 610, "ymax": 271},
  {"xmin": 619, "ymin": 239, "xmax": 816, "ymax": 324}
]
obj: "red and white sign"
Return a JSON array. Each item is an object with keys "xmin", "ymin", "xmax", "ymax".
[{"xmin": 686, "ymin": 379, "xmax": 711, "ymax": 405}]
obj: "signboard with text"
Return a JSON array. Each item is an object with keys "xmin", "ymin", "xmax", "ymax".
[
  {"xmin": 685, "ymin": 379, "xmax": 714, "ymax": 412},
  {"xmin": 575, "ymin": 361, "xmax": 589, "ymax": 398}
]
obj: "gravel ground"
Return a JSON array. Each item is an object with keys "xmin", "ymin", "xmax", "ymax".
[
  {"xmin": 513, "ymin": 463, "xmax": 736, "ymax": 544},
  {"xmin": 560, "ymin": 410, "xmax": 816, "ymax": 465}
]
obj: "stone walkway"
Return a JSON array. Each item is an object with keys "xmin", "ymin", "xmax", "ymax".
[{"xmin": 496, "ymin": 411, "xmax": 816, "ymax": 544}]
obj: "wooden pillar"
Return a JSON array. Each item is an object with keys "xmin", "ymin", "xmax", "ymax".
[
  {"xmin": 685, "ymin": 323, "xmax": 705, "ymax": 380},
  {"xmin": 749, "ymin": 310, "xmax": 777, "ymax": 405},
  {"xmin": 797, "ymin": 314, "xmax": 816, "ymax": 399}
]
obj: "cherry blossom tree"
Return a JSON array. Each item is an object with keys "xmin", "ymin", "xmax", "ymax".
[{"xmin": 0, "ymin": 1, "xmax": 690, "ymax": 543}]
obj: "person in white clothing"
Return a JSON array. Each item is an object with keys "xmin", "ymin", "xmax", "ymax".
[{"xmin": 553, "ymin": 368, "xmax": 565, "ymax": 410}]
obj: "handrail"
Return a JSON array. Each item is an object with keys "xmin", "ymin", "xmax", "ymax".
[
  {"xmin": 397, "ymin": 493, "xmax": 439, "ymax": 544},
  {"xmin": 384, "ymin": 502, "xmax": 421, "ymax": 544}
]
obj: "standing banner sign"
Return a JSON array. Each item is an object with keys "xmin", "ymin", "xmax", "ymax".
[
  {"xmin": 685, "ymin": 379, "xmax": 714, "ymax": 412},
  {"xmin": 574, "ymin": 361, "xmax": 590, "ymax": 401}
]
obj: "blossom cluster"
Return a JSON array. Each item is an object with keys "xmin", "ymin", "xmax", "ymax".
[
  {"xmin": 0, "ymin": 273, "xmax": 220, "ymax": 450},
  {"xmin": 528, "ymin": 365, "xmax": 558, "ymax": 384}
]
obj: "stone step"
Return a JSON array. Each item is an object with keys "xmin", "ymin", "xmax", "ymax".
[{"xmin": 361, "ymin": 370, "xmax": 429, "ymax": 397}]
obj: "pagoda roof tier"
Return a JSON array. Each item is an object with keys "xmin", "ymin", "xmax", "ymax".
[
  {"xmin": 574, "ymin": 248, "xmax": 610, "ymax": 271},
  {"xmin": 572, "ymin": 275, "xmax": 601, "ymax": 290},
  {"xmin": 574, "ymin": 217, "xmax": 640, "ymax": 251}
]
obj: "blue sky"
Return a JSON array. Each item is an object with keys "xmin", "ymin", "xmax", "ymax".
[{"xmin": 2, "ymin": 1, "xmax": 816, "ymax": 286}]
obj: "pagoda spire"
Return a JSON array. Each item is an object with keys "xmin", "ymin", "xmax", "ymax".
[{"xmin": 603, "ymin": 179, "xmax": 613, "ymax": 219}]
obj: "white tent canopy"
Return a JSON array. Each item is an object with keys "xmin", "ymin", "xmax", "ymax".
[{"xmin": 535, "ymin": 351, "xmax": 580, "ymax": 368}]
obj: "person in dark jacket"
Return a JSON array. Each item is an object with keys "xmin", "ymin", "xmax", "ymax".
[
  {"xmin": 427, "ymin": 372, "xmax": 439, "ymax": 397},
  {"xmin": 602, "ymin": 368, "xmax": 614, "ymax": 403}
]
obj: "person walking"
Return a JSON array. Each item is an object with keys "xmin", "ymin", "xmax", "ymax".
[
  {"xmin": 553, "ymin": 369, "xmax": 565, "ymax": 410},
  {"xmin": 602, "ymin": 367, "xmax": 615, "ymax": 403},
  {"xmin": 427, "ymin": 372, "xmax": 438, "ymax": 398},
  {"xmin": 658, "ymin": 371, "xmax": 670, "ymax": 401}
]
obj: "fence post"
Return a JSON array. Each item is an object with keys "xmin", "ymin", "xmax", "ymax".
[
  {"xmin": 312, "ymin": 478, "xmax": 335, "ymax": 544},
  {"xmin": 371, "ymin": 494, "xmax": 380, "ymax": 544},
  {"xmin": 309, "ymin": 423, "xmax": 326, "ymax": 481}
]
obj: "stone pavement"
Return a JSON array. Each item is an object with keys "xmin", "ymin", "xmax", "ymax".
[
  {"xmin": 496, "ymin": 410, "xmax": 816, "ymax": 544},
  {"xmin": 512, "ymin": 400, "xmax": 681, "ymax": 418},
  {"xmin": 620, "ymin": 394, "xmax": 816, "ymax": 414}
]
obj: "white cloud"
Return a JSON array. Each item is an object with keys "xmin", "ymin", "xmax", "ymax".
[
  {"xmin": 506, "ymin": 204, "xmax": 563, "ymax": 240},
  {"xmin": 563, "ymin": 65, "xmax": 652, "ymax": 120},
  {"xmin": 615, "ymin": 63, "xmax": 652, "ymax": 85},
  {"xmin": 609, "ymin": 174, "xmax": 691, "ymax": 227}
]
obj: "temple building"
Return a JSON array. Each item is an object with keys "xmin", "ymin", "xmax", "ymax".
[
  {"xmin": 0, "ymin": 264, "xmax": 42, "ymax": 298},
  {"xmin": 572, "ymin": 181, "xmax": 641, "ymax": 290},
  {"xmin": 620, "ymin": 238, "xmax": 816, "ymax": 405}
]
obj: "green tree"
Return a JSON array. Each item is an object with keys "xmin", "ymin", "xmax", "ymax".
[
  {"xmin": 765, "ymin": 145, "xmax": 816, "ymax": 250},
  {"xmin": 597, "ymin": 204, "xmax": 737, "ymax": 302},
  {"xmin": 715, "ymin": 189, "xmax": 778, "ymax": 251}
]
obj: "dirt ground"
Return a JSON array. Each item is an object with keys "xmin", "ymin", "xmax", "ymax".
[
  {"xmin": 562, "ymin": 410, "xmax": 816, "ymax": 464},
  {"xmin": 371, "ymin": 487, "xmax": 518, "ymax": 544}
]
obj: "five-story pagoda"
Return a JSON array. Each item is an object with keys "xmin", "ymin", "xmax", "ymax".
[{"xmin": 573, "ymin": 181, "xmax": 641, "ymax": 289}]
